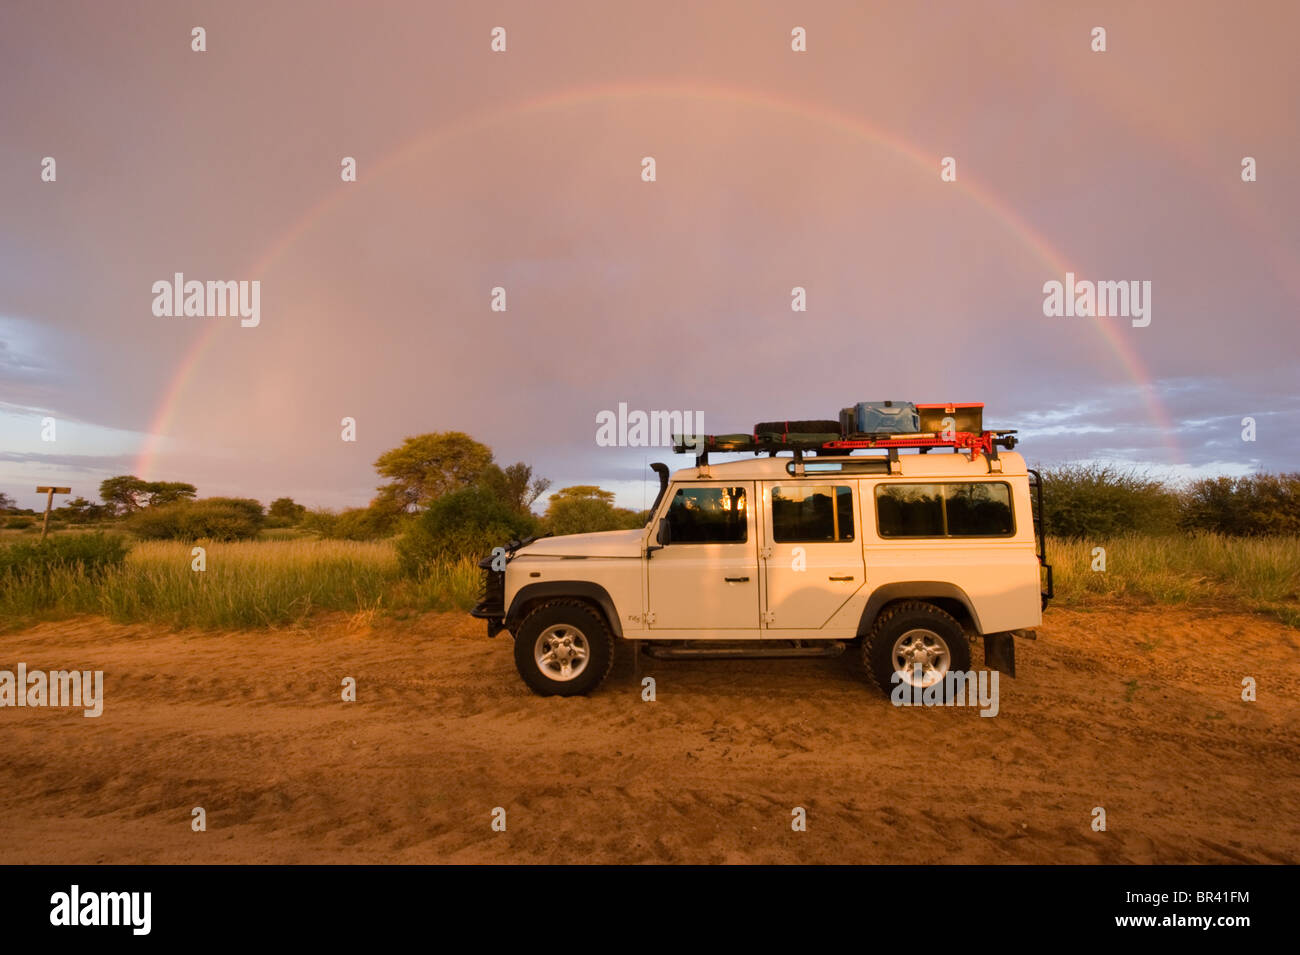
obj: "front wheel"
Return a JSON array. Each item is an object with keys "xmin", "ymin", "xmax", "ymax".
[{"xmin": 513, "ymin": 600, "xmax": 615, "ymax": 697}]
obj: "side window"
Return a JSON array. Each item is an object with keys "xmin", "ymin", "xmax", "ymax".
[
  {"xmin": 665, "ymin": 486, "xmax": 747, "ymax": 543},
  {"xmin": 945, "ymin": 482, "xmax": 1014, "ymax": 536},
  {"xmin": 874, "ymin": 484, "xmax": 944, "ymax": 537},
  {"xmin": 771, "ymin": 485, "xmax": 854, "ymax": 542},
  {"xmin": 875, "ymin": 482, "xmax": 1014, "ymax": 538}
]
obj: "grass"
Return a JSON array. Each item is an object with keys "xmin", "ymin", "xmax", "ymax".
[
  {"xmin": 0, "ymin": 532, "xmax": 1297, "ymax": 632},
  {"xmin": 1046, "ymin": 534, "xmax": 1300, "ymax": 626},
  {"xmin": 0, "ymin": 538, "xmax": 480, "ymax": 631}
]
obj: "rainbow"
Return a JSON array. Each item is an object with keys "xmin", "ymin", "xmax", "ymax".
[{"xmin": 135, "ymin": 80, "xmax": 1180, "ymax": 477}]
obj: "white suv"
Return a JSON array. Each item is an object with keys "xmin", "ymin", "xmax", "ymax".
[{"xmin": 473, "ymin": 441, "xmax": 1051, "ymax": 697}]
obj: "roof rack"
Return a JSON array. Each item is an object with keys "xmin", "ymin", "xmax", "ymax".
[
  {"xmin": 670, "ymin": 402, "xmax": 1018, "ymax": 475},
  {"xmin": 672, "ymin": 430, "xmax": 1018, "ymax": 457}
]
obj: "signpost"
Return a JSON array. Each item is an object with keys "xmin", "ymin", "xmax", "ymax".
[{"xmin": 35, "ymin": 486, "xmax": 71, "ymax": 541}]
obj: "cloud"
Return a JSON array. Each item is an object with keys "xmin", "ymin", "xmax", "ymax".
[{"xmin": 0, "ymin": 3, "xmax": 1296, "ymax": 510}]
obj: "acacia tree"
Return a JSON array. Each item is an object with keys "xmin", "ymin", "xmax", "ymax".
[
  {"xmin": 99, "ymin": 475, "xmax": 148, "ymax": 515},
  {"xmin": 547, "ymin": 486, "xmax": 614, "ymax": 506},
  {"xmin": 372, "ymin": 432, "xmax": 494, "ymax": 513},
  {"xmin": 99, "ymin": 476, "xmax": 197, "ymax": 515},
  {"xmin": 542, "ymin": 485, "xmax": 641, "ymax": 535},
  {"xmin": 145, "ymin": 482, "xmax": 197, "ymax": 507}
]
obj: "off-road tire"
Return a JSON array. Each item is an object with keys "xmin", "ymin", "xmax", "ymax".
[
  {"xmin": 861, "ymin": 601, "xmax": 971, "ymax": 699},
  {"xmin": 753, "ymin": 419, "xmax": 843, "ymax": 435},
  {"xmin": 513, "ymin": 599, "xmax": 616, "ymax": 697}
]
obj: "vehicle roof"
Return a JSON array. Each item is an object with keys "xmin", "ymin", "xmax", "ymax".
[{"xmin": 671, "ymin": 450, "xmax": 1027, "ymax": 481}]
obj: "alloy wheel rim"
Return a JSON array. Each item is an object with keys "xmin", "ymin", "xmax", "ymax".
[
  {"xmin": 534, "ymin": 624, "xmax": 590, "ymax": 681},
  {"xmin": 891, "ymin": 628, "xmax": 952, "ymax": 688}
]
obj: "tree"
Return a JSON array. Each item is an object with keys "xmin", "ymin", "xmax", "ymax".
[
  {"xmin": 145, "ymin": 481, "xmax": 197, "ymax": 507},
  {"xmin": 396, "ymin": 485, "xmax": 540, "ymax": 572},
  {"xmin": 373, "ymin": 432, "xmax": 494, "ymax": 512},
  {"xmin": 99, "ymin": 476, "xmax": 197, "ymax": 515},
  {"xmin": 546, "ymin": 485, "xmax": 615, "ymax": 507},
  {"xmin": 0, "ymin": 492, "xmax": 14, "ymax": 513},
  {"xmin": 55, "ymin": 497, "xmax": 107, "ymax": 524},
  {"xmin": 479, "ymin": 462, "xmax": 551, "ymax": 514},
  {"xmin": 543, "ymin": 485, "xmax": 642, "ymax": 536},
  {"xmin": 99, "ymin": 475, "xmax": 149, "ymax": 515},
  {"xmin": 268, "ymin": 497, "xmax": 307, "ymax": 523}
]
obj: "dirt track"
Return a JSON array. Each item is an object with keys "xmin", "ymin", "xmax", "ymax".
[{"xmin": 1, "ymin": 606, "xmax": 1297, "ymax": 864}]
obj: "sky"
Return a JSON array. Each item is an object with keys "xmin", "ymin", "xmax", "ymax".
[{"xmin": 1, "ymin": 0, "xmax": 1297, "ymax": 513}]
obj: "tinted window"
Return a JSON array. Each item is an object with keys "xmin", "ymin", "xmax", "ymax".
[
  {"xmin": 875, "ymin": 484, "xmax": 944, "ymax": 537},
  {"xmin": 665, "ymin": 486, "xmax": 747, "ymax": 543},
  {"xmin": 771, "ymin": 485, "xmax": 854, "ymax": 542},
  {"xmin": 875, "ymin": 482, "xmax": 1013, "ymax": 538},
  {"xmin": 945, "ymin": 482, "xmax": 1014, "ymax": 536}
]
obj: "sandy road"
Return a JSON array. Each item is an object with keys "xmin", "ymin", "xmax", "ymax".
[{"xmin": 1, "ymin": 606, "xmax": 1297, "ymax": 863}]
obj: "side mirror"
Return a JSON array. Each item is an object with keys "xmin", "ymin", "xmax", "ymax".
[{"xmin": 656, "ymin": 517, "xmax": 672, "ymax": 546}]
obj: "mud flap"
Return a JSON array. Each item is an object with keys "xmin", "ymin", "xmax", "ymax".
[{"xmin": 983, "ymin": 632, "xmax": 1016, "ymax": 677}]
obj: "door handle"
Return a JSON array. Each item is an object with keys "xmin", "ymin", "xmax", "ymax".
[
  {"xmin": 724, "ymin": 576, "xmax": 750, "ymax": 583},
  {"xmin": 828, "ymin": 575, "xmax": 854, "ymax": 581}
]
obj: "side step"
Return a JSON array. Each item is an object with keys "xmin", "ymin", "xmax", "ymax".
[{"xmin": 642, "ymin": 641, "xmax": 845, "ymax": 660}]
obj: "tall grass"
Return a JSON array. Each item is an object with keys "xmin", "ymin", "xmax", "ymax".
[
  {"xmin": 0, "ymin": 538, "xmax": 481, "ymax": 631},
  {"xmin": 1047, "ymin": 534, "xmax": 1300, "ymax": 625},
  {"xmin": 1, "ymin": 534, "xmax": 1296, "ymax": 631}
]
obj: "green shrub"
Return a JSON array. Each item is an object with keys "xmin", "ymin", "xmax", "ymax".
[
  {"xmin": 297, "ymin": 505, "xmax": 401, "ymax": 541},
  {"xmin": 125, "ymin": 498, "xmax": 265, "ymax": 541},
  {"xmin": 543, "ymin": 497, "xmax": 644, "ymax": 536},
  {"xmin": 1180, "ymin": 473, "xmax": 1300, "ymax": 537},
  {"xmin": 0, "ymin": 532, "xmax": 128, "ymax": 579},
  {"xmin": 297, "ymin": 508, "xmax": 339, "ymax": 536},
  {"xmin": 1039, "ymin": 464, "xmax": 1179, "ymax": 539},
  {"xmin": 328, "ymin": 506, "xmax": 401, "ymax": 541},
  {"xmin": 397, "ymin": 486, "xmax": 539, "ymax": 574},
  {"xmin": 5, "ymin": 517, "xmax": 35, "ymax": 529},
  {"xmin": 267, "ymin": 497, "xmax": 307, "ymax": 526}
]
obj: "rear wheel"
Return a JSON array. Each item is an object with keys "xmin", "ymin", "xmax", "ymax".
[
  {"xmin": 513, "ymin": 600, "xmax": 615, "ymax": 696},
  {"xmin": 861, "ymin": 601, "xmax": 971, "ymax": 698}
]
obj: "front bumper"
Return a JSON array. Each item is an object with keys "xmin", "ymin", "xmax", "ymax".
[{"xmin": 471, "ymin": 556, "xmax": 506, "ymax": 637}]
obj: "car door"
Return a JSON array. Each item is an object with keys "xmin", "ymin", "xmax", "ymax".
[
  {"xmin": 647, "ymin": 482, "xmax": 759, "ymax": 632},
  {"xmin": 760, "ymin": 480, "xmax": 866, "ymax": 631}
]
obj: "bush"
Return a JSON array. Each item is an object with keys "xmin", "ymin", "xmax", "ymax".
[
  {"xmin": 329, "ymin": 506, "xmax": 401, "ymax": 541},
  {"xmin": 1180, "ymin": 473, "xmax": 1300, "ymax": 537},
  {"xmin": 297, "ymin": 508, "xmax": 339, "ymax": 537},
  {"xmin": 267, "ymin": 497, "xmax": 307, "ymax": 526},
  {"xmin": 1040, "ymin": 464, "xmax": 1179, "ymax": 539},
  {"xmin": 297, "ymin": 505, "xmax": 401, "ymax": 541},
  {"xmin": 0, "ymin": 532, "xmax": 128, "ymax": 579},
  {"xmin": 5, "ymin": 517, "xmax": 35, "ymax": 529},
  {"xmin": 543, "ymin": 497, "xmax": 644, "ymax": 536},
  {"xmin": 397, "ymin": 486, "xmax": 539, "ymax": 574},
  {"xmin": 125, "ymin": 498, "xmax": 265, "ymax": 541}
]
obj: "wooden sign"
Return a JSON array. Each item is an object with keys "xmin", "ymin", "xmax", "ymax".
[{"xmin": 35, "ymin": 486, "xmax": 71, "ymax": 540}]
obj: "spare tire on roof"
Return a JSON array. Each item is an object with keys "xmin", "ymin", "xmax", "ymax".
[{"xmin": 753, "ymin": 419, "xmax": 842, "ymax": 436}]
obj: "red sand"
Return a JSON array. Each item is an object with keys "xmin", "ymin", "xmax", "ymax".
[{"xmin": 1, "ymin": 606, "xmax": 1296, "ymax": 863}]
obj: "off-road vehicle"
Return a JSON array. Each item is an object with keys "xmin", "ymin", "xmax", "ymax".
[{"xmin": 472, "ymin": 401, "xmax": 1053, "ymax": 696}]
